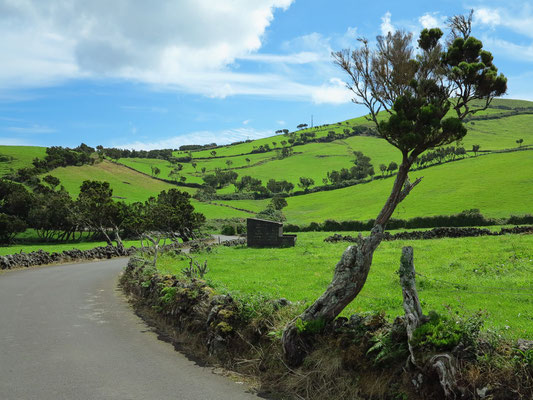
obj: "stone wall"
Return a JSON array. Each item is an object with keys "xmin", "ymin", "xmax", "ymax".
[{"xmin": 324, "ymin": 225, "xmax": 533, "ymax": 243}]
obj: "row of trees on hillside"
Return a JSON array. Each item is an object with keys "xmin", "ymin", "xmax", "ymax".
[
  {"xmin": 0, "ymin": 178, "xmax": 204, "ymax": 249},
  {"xmin": 10, "ymin": 145, "xmax": 95, "ymax": 185}
]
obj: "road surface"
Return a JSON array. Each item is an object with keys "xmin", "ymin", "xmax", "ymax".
[{"xmin": 0, "ymin": 259, "xmax": 261, "ymax": 400}]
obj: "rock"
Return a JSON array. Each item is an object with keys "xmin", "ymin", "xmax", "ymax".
[{"xmin": 517, "ymin": 338, "xmax": 533, "ymax": 351}]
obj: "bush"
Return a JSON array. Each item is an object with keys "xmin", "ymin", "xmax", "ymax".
[{"xmin": 221, "ymin": 225, "xmax": 236, "ymax": 235}]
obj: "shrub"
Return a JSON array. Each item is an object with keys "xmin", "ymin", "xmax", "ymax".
[{"xmin": 221, "ymin": 225, "xmax": 236, "ymax": 235}]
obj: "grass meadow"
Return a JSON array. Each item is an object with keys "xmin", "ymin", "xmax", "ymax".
[
  {"xmin": 45, "ymin": 160, "xmax": 249, "ymax": 219},
  {"xmin": 0, "ymin": 238, "xmax": 145, "ymax": 256},
  {"xmin": 157, "ymin": 232, "xmax": 533, "ymax": 339},
  {"xmin": 0, "ymin": 145, "xmax": 47, "ymax": 176},
  {"xmin": 219, "ymin": 150, "xmax": 533, "ymax": 224}
]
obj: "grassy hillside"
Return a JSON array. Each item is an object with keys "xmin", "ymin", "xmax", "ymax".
[
  {"xmin": 0, "ymin": 145, "xmax": 46, "ymax": 176},
  {"xmin": 2, "ymin": 98, "xmax": 531, "ymax": 224},
  {"xmin": 116, "ymin": 99, "xmax": 532, "ymax": 194},
  {"xmin": 219, "ymin": 150, "xmax": 533, "ymax": 224},
  {"xmin": 45, "ymin": 160, "xmax": 250, "ymax": 219}
]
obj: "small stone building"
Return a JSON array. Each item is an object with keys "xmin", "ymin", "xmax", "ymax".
[{"xmin": 246, "ymin": 218, "xmax": 297, "ymax": 248}]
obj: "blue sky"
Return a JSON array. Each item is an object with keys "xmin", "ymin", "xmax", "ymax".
[{"xmin": 1, "ymin": 0, "xmax": 532, "ymax": 149}]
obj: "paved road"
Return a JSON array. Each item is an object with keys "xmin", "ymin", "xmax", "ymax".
[{"xmin": 0, "ymin": 259, "xmax": 260, "ymax": 400}]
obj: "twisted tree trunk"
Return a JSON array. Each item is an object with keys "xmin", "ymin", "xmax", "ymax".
[
  {"xmin": 399, "ymin": 246, "xmax": 459, "ymax": 399},
  {"xmin": 282, "ymin": 158, "xmax": 421, "ymax": 366}
]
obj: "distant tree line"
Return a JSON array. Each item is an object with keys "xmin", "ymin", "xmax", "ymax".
[
  {"xmin": 98, "ymin": 147, "xmax": 174, "ymax": 161},
  {"xmin": 284, "ymin": 209, "xmax": 533, "ymax": 233},
  {"xmin": 8, "ymin": 144, "xmax": 95, "ymax": 186},
  {"xmin": 0, "ymin": 178, "xmax": 204, "ymax": 248}
]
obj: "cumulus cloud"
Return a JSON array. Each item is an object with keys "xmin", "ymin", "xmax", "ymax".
[
  {"xmin": 311, "ymin": 78, "xmax": 352, "ymax": 104},
  {"xmin": 381, "ymin": 12, "xmax": 394, "ymax": 36},
  {"xmin": 0, "ymin": 0, "xmax": 357, "ymax": 105},
  {"xmin": 419, "ymin": 13, "xmax": 444, "ymax": 29},
  {"xmin": 118, "ymin": 127, "xmax": 273, "ymax": 150},
  {"xmin": 0, "ymin": 0, "xmax": 294, "ymax": 90},
  {"xmin": 475, "ymin": 8, "xmax": 502, "ymax": 27},
  {"xmin": 475, "ymin": 7, "xmax": 533, "ymax": 39}
]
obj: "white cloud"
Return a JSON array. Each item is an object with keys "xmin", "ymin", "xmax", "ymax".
[
  {"xmin": 0, "ymin": 0, "xmax": 294, "ymax": 90},
  {"xmin": 475, "ymin": 8, "xmax": 502, "ymax": 27},
  {"xmin": 276, "ymin": 120, "xmax": 286, "ymax": 125},
  {"xmin": 381, "ymin": 12, "xmax": 394, "ymax": 36},
  {"xmin": 311, "ymin": 78, "xmax": 352, "ymax": 105},
  {"xmin": 475, "ymin": 7, "xmax": 533, "ymax": 39},
  {"xmin": 419, "ymin": 13, "xmax": 443, "ymax": 29},
  {"xmin": 242, "ymin": 119, "xmax": 251, "ymax": 125},
  {"xmin": 118, "ymin": 127, "xmax": 273, "ymax": 150}
]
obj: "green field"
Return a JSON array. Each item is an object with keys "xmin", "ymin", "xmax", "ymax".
[
  {"xmin": 0, "ymin": 239, "xmax": 143, "ymax": 256},
  {"xmin": 114, "ymin": 99, "xmax": 533, "ymax": 197},
  {"xmin": 157, "ymin": 232, "xmax": 533, "ymax": 339},
  {"xmin": 47, "ymin": 160, "xmax": 183, "ymax": 202},
  {"xmin": 0, "ymin": 145, "xmax": 46, "ymax": 176},
  {"xmin": 45, "ymin": 160, "xmax": 249, "ymax": 219},
  {"xmin": 219, "ymin": 150, "xmax": 533, "ymax": 224}
]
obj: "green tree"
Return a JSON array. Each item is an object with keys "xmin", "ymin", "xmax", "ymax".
[
  {"xmin": 76, "ymin": 181, "xmax": 129, "ymax": 254},
  {"xmin": 29, "ymin": 188, "xmax": 78, "ymax": 242},
  {"xmin": 351, "ymin": 151, "xmax": 374, "ymax": 179},
  {"xmin": 516, "ymin": 138, "xmax": 524, "ymax": 148},
  {"xmin": 297, "ymin": 176, "xmax": 314, "ymax": 192},
  {"xmin": 143, "ymin": 189, "xmax": 205, "ymax": 243},
  {"xmin": 379, "ymin": 163, "xmax": 387, "ymax": 177},
  {"xmin": 270, "ymin": 195, "xmax": 288, "ymax": 210},
  {"xmin": 387, "ymin": 161, "xmax": 398, "ymax": 176},
  {"xmin": 282, "ymin": 13, "xmax": 507, "ymax": 366},
  {"xmin": 472, "ymin": 144, "xmax": 480, "ymax": 156}
]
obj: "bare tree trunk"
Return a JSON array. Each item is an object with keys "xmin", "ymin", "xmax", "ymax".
[
  {"xmin": 282, "ymin": 159, "xmax": 421, "ymax": 366},
  {"xmin": 99, "ymin": 226, "xmax": 113, "ymax": 247},
  {"xmin": 399, "ymin": 246, "xmax": 426, "ymax": 365},
  {"xmin": 114, "ymin": 229, "xmax": 126, "ymax": 256},
  {"xmin": 399, "ymin": 246, "xmax": 459, "ymax": 399}
]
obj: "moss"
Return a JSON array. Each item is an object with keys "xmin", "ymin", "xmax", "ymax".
[
  {"xmin": 216, "ymin": 321, "xmax": 234, "ymax": 334},
  {"xmin": 218, "ymin": 309, "xmax": 235, "ymax": 320}
]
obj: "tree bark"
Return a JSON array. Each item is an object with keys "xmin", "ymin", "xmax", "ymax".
[
  {"xmin": 282, "ymin": 158, "xmax": 421, "ymax": 366},
  {"xmin": 399, "ymin": 246, "xmax": 425, "ymax": 366},
  {"xmin": 399, "ymin": 246, "xmax": 459, "ymax": 399},
  {"xmin": 114, "ymin": 229, "xmax": 126, "ymax": 256}
]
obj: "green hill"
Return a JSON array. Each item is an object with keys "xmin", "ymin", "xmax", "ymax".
[
  {"xmin": 1, "ymin": 98, "xmax": 531, "ymax": 224},
  {"xmin": 116, "ymin": 99, "xmax": 533, "ymax": 194},
  {"xmin": 45, "ymin": 160, "xmax": 249, "ymax": 219},
  {"xmin": 0, "ymin": 145, "xmax": 46, "ymax": 176},
  {"xmin": 218, "ymin": 150, "xmax": 532, "ymax": 224}
]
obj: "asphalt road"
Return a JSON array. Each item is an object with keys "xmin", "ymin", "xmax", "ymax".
[{"xmin": 0, "ymin": 259, "xmax": 260, "ymax": 400}]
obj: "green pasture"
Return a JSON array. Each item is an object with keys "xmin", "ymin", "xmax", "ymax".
[
  {"xmin": 157, "ymin": 232, "xmax": 533, "ymax": 339},
  {"xmin": 463, "ymin": 113, "xmax": 533, "ymax": 150},
  {"xmin": 0, "ymin": 239, "xmax": 143, "ymax": 256},
  {"xmin": 185, "ymin": 116, "xmax": 369, "ymax": 158},
  {"xmin": 46, "ymin": 160, "xmax": 182, "ymax": 202},
  {"xmin": 45, "ymin": 160, "xmax": 248, "ymax": 219},
  {"xmin": 0, "ymin": 145, "xmax": 46, "ymax": 176},
  {"xmin": 218, "ymin": 150, "xmax": 533, "ymax": 224}
]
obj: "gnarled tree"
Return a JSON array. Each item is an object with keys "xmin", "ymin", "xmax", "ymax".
[{"xmin": 282, "ymin": 12, "xmax": 507, "ymax": 366}]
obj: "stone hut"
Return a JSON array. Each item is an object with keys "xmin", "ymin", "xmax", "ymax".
[{"xmin": 246, "ymin": 218, "xmax": 297, "ymax": 248}]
